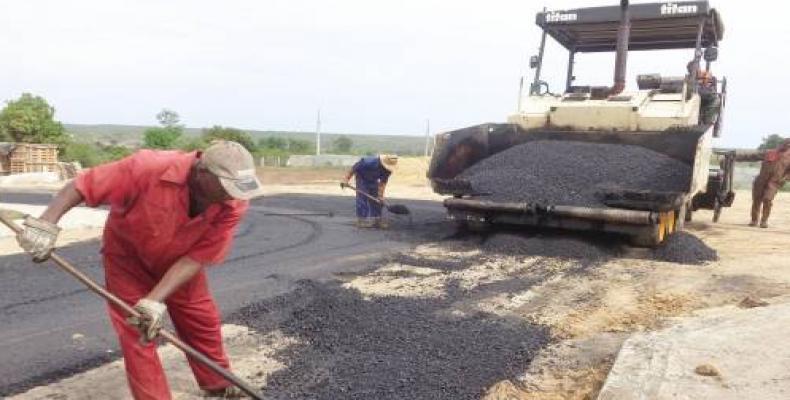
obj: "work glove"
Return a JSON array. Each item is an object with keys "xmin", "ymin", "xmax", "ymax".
[
  {"xmin": 17, "ymin": 216, "xmax": 61, "ymax": 263},
  {"xmin": 126, "ymin": 298, "xmax": 167, "ymax": 343}
]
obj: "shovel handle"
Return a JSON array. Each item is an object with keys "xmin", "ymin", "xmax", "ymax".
[
  {"xmin": 340, "ymin": 182, "xmax": 384, "ymax": 205},
  {"xmin": 0, "ymin": 214, "xmax": 265, "ymax": 400}
]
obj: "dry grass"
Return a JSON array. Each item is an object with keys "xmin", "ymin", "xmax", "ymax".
[{"xmin": 257, "ymin": 157, "xmax": 432, "ymax": 188}]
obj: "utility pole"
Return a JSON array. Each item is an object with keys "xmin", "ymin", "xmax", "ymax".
[
  {"xmin": 315, "ymin": 109, "xmax": 321, "ymax": 156},
  {"xmin": 423, "ymin": 119, "xmax": 431, "ymax": 157}
]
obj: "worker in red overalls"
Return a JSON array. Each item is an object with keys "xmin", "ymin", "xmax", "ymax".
[
  {"xmin": 751, "ymin": 139, "xmax": 790, "ymax": 228},
  {"xmin": 16, "ymin": 141, "xmax": 264, "ymax": 399}
]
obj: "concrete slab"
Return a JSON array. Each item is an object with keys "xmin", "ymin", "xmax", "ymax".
[
  {"xmin": 598, "ymin": 301, "xmax": 790, "ymax": 400},
  {"xmin": 0, "ymin": 173, "xmax": 65, "ymax": 191}
]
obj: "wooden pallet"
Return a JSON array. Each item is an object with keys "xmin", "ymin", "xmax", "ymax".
[{"xmin": 3, "ymin": 143, "xmax": 59, "ymax": 174}]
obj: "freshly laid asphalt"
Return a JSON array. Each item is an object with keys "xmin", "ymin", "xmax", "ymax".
[{"xmin": 0, "ymin": 191, "xmax": 446, "ymax": 396}]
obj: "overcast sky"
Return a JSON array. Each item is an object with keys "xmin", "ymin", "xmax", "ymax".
[{"xmin": 1, "ymin": 0, "xmax": 786, "ymax": 147}]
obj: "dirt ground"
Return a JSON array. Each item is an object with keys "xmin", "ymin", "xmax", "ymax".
[
  {"xmin": 8, "ymin": 160, "xmax": 790, "ymax": 399},
  {"xmin": 258, "ymin": 156, "xmax": 443, "ymax": 201}
]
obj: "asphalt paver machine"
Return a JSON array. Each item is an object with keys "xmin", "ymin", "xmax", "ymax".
[{"xmin": 428, "ymin": 1, "xmax": 732, "ymax": 246}]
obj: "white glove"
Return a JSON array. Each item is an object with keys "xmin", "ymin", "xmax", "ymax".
[
  {"xmin": 17, "ymin": 216, "xmax": 61, "ymax": 262},
  {"xmin": 127, "ymin": 299, "xmax": 167, "ymax": 343}
]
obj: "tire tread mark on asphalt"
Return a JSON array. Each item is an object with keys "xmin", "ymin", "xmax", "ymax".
[
  {"xmin": 0, "ymin": 288, "xmax": 89, "ymax": 313},
  {"xmin": 226, "ymin": 212, "xmax": 323, "ymax": 263}
]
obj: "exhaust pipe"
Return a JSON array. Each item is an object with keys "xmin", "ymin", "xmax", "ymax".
[{"xmin": 612, "ymin": 0, "xmax": 631, "ymax": 95}]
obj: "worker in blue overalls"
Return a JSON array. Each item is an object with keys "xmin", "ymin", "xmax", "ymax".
[{"xmin": 344, "ymin": 154, "xmax": 398, "ymax": 228}]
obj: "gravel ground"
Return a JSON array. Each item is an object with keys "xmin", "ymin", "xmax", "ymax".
[
  {"xmin": 651, "ymin": 232, "xmax": 719, "ymax": 265},
  {"xmin": 230, "ymin": 280, "xmax": 550, "ymax": 400},
  {"xmin": 459, "ymin": 140, "xmax": 692, "ymax": 207}
]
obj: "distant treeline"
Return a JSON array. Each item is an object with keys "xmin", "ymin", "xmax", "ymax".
[{"xmin": 63, "ymin": 119, "xmax": 430, "ymax": 160}]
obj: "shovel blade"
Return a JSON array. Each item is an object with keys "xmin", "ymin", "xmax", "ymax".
[{"xmin": 387, "ymin": 204, "xmax": 411, "ymax": 215}]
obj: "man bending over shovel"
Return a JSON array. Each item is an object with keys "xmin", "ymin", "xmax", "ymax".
[
  {"xmin": 16, "ymin": 141, "xmax": 263, "ymax": 399},
  {"xmin": 344, "ymin": 154, "xmax": 398, "ymax": 228}
]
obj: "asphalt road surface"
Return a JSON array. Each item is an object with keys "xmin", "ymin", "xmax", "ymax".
[{"xmin": 0, "ymin": 192, "xmax": 447, "ymax": 396}]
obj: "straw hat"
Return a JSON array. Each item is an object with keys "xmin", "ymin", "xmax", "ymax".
[{"xmin": 379, "ymin": 154, "xmax": 399, "ymax": 172}]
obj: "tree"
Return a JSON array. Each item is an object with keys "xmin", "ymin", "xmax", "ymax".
[
  {"xmin": 332, "ymin": 135, "xmax": 353, "ymax": 153},
  {"xmin": 259, "ymin": 136, "xmax": 288, "ymax": 151},
  {"xmin": 202, "ymin": 126, "xmax": 256, "ymax": 151},
  {"xmin": 143, "ymin": 108, "xmax": 183, "ymax": 149},
  {"xmin": 758, "ymin": 134, "xmax": 786, "ymax": 150},
  {"xmin": 156, "ymin": 109, "xmax": 180, "ymax": 128},
  {"xmin": 0, "ymin": 93, "xmax": 66, "ymax": 143},
  {"xmin": 287, "ymin": 138, "xmax": 313, "ymax": 154}
]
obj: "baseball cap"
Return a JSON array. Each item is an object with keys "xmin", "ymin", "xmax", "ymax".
[
  {"xmin": 379, "ymin": 154, "xmax": 399, "ymax": 172},
  {"xmin": 201, "ymin": 141, "xmax": 264, "ymax": 200}
]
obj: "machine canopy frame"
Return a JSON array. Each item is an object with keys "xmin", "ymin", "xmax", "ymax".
[{"xmin": 536, "ymin": 1, "xmax": 723, "ymax": 52}]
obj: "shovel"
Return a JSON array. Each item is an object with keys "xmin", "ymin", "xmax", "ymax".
[
  {"xmin": 340, "ymin": 182, "xmax": 411, "ymax": 215},
  {"xmin": 260, "ymin": 212, "xmax": 334, "ymax": 217},
  {"xmin": 0, "ymin": 213, "xmax": 265, "ymax": 400}
]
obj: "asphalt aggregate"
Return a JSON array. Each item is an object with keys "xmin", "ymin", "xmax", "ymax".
[
  {"xmin": 459, "ymin": 140, "xmax": 692, "ymax": 207},
  {"xmin": 231, "ymin": 279, "xmax": 550, "ymax": 400},
  {"xmin": 651, "ymin": 231, "xmax": 719, "ymax": 265},
  {"xmin": 482, "ymin": 232, "xmax": 621, "ymax": 261}
]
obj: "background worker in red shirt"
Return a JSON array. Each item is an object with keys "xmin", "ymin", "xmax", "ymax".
[
  {"xmin": 750, "ymin": 139, "xmax": 790, "ymax": 228},
  {"xmin": 16, "ymin": 141, "xmax": 264, "ymax": 399}
]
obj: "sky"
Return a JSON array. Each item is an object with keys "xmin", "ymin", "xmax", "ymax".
[{"xmin": 1, "ymin": 0, "xmax": 787, "ymax": 147}]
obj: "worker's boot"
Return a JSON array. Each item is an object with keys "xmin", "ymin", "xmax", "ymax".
[
  {"xmin": 750, "ymin": 201, "xmax": 761, "ymax": 227},
  {"xmin": 355, "ymin": 218, "xmax": 374, "ymax": 228},
  {"xmin": 204, "ymin": 386, "xmax": 246, "ymax": 398},
  {"xmin": 760, "ymin": 202, "xmax": 772, "ymax": 229}
]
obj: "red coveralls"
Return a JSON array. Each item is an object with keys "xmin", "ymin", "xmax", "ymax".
[
  {"xmin": 74, "ymin": 150, "xmax": 249, "ymax": 400},
  {"xmin": 752, "ymin": 149, "xmax": 790, "ymax": 224}
]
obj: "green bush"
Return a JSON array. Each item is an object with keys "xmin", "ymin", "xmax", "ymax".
[
  {"xmin": 143, "ymin": 126, "xmax": 182, "ymax": 149},
  {"xmin": 178, "ymin": 136, "xmax": 209, "ymax": 152},
  {"xmin": 60, "ymin": 142, "xmax": 132, "ymax": 168},
  {"xmin": 203, "ymin": 126, "xmax": 256, "ymax": 151}
]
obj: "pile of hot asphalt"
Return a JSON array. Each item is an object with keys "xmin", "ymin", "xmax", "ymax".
[{"xmin": 459, "ymin": 140, "xmax": 692, "ymax": 207}]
